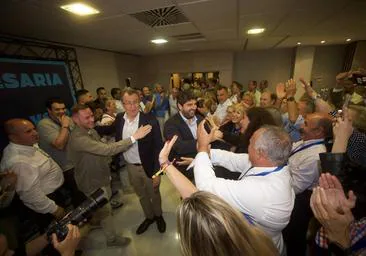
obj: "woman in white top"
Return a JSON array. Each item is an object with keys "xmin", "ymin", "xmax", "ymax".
[{"xmin": 100, "ymin": 98, "xmax": 117, "ymax": 126}]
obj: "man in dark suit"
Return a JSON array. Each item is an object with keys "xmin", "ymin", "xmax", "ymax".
[
  {"xmin": 164, "ymin": 91, "xmax": 202, "ymax": 181},
  {"xmin": 115, "ymin": 88, "xmax": 165, "ymax": 235}
]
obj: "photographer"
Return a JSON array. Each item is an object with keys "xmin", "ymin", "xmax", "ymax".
[
  {"xmin": 331, "ymin": 70, "xmax": 366, "ymax": 109},
  {"xmin": 0, "ymin": 224, "xmax": 80, "ymax": 256},
  {"xmin": 319, "ymin": 108, "xmax": 366, "ymax": 220}
]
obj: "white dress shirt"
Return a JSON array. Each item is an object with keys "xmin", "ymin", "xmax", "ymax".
[
  {"xmin": 214, "ymin": 98, "xmax": 233, "ymax": 124},
  {"xmin": 194, "ymin": 149, "xmax": 294, "ymax": 254},
  {"xmin": 254, "ymin": 90, "xmax": 261, "ymax": 106},
  {"xmin": 122, "ymin": 112, "xmax": 141, "ymax": 164},
  {"xmin": 289, "ymin": 139, "xmax": 326, "ymax": 194},
  {"xmin": 169, "ymin": 95, "xmax": 178, "ymax": 116},
  {"xmin": 179, "ymin": 112, "xmax": 198, "ymax": 139},
  {"xmin": 0, "ymin": 142, "xmax": 64, "ymax": 214},
  {"xmin": 230, "ymin": 94, "xmax": 239, "ymax": 104}
]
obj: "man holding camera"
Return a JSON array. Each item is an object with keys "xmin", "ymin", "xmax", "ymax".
[{"xmin": 1, "ymin": 118, "xmax": 66, "ymax": 231}]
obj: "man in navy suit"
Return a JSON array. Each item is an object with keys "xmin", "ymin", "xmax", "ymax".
[
  {"xmin": 115, "ymin": 88, "xmax": 165, "ymax": 235},
  {"xmin": 163, "ymin": 91, "xmax": 202, "ymax": 181}
]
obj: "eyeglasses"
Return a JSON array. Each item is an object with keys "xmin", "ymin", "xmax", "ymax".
[{"xmin": 123, "ymin": 101, "xmax": 139, "ymax": 106}]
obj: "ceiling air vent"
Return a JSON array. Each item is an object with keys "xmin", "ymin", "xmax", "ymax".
[
  {"xmin": 130, "ymin": 6, "xmax": 189, "ymax": 27},
  {"xmin": 171, "ymin": 33, "xmax": 206, "ymax": 42}
]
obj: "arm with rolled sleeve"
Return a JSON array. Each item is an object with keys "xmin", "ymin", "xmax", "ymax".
[
  {"xmin": 209, "ymin": 149, "xmax": 251, "ymax": 173},
  {"xmin": 13, "ymin": 163, "xmax": 58, "ymax": 214},
  {"xmin": 194, "ymin": 152, "xmax": 258, "ymax": 215},
  {"xmin": 71, "ymin": 132, "xmax": 133, "ymax": 156}
]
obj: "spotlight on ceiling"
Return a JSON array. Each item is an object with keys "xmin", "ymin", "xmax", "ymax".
[
  {"xmin": 151, "ymin": 38, "xmax": 168, "ymax": 44},
  {"xmin": 247, "ymin": 28, "xmax": 265, "ymax": 35},
  {"xmin": 297, "ymin": 42, "xmax": 301, "ymax": 45},
  {"xmin": 60, "ymin": 3, "xmax": 100, "ymax": 16},
  {"xmin": 346, "ymin": 38, "xmax": 352, "ymax": 42},
  {"xmin": 321, "ymin": 40, "xmax": 326, "ymax": 44}
]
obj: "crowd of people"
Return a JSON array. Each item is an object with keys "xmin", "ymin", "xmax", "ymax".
[{"xmin": 0, "ymin": 71, "xmax": 365, "ymax": 256}]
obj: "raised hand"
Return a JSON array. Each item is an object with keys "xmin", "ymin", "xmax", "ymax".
[
  {"xmin": 133, "ymin": 125, "xmax": 152, "ymax": 140},
  {"xmin": 310, "ymin": 186, "xmax": 353, "ymax": 248},
  {"xmin": 159, "ymin": 135, "xmax": 178, "ymax": 165},
  {"xmin": 285, "ymin": 78, "xmax": 297, "ymax": 97},
  {"xmin": 276, "ymin": 82, "xmax": 286, "ymax": 100},
  {"xmin": 299, "ymin": 77, "xmax": 316, "ymax": 98},
  {"xmin": 333, "ymin": 109, "xmax": 354, "ymax": 141},
  {"xmin": 318, "ymin": 173, "xmax": 356, "ymax": 211},
  {"xmin": 197, "ymin": 120, "xmax": 217, "ymax": 153}
]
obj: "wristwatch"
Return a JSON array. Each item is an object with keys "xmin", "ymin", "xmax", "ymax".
[{"xmin": 286, "ymin": 96, "xmax": 295, "ymax": 102}]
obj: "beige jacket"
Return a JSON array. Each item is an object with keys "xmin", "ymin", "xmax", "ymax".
[{"xmin": 68, "ymin": 126, "xmax": 132, "ymax": 196}]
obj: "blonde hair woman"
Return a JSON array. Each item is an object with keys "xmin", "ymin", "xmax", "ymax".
[
  {"xmin": 178, "ymin": 191, "xmax": 278, "ymax": 256},
  {"xmin": 158, "ymin": 136, "xmax": 278, "ymax": 256},
  {"xmin": 220, "ymin": 103, "xmax": 246, "ymax": 135},
  {"xmin": 241, "ymin": 91, "xmax": 256, "ymax": 108}
]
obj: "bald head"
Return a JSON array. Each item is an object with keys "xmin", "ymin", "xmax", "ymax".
[
  {"xmin": 5, "ymin": 118, "xmax": 39, "ymax": 146},
  {"xmin": 300, "ymin": 113, "xmax": 333, "ymax": 140},
  {"xmin": 260, "ymin": 91, "xmax": 275, "ymax": 107}
]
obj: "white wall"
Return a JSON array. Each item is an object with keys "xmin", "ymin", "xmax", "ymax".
[
  {"xmin": 114, "ymin": 54, "xmax": 140, "ymax": 89},
  {"xmin": 311, "ymin": 45, "xmax": 346, "ymax": 91},
  {"xmin": 74, "ymin": 45, "xmax": 346, "ymax": 98},
  {"xmin": 233, "ymin": 48, "xmax": 295, "ymax": 91},
  {"xmin": 137, "ymin": 51, "xmax": 234, "ymax": 89},
  {"xmin": 293, "ymin": 46, "xmax": 315, "ymax": 99},
  {"xmin": 75, "ymin": 47, "xmax": 140, "ymax": 97}
]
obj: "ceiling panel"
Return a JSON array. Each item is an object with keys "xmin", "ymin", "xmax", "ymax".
[
  {"xmin": 1, "ymin": 0, "xmax": 366, "ymax": 55},
  {"xmin": 239, "ymin": 12, "xmax": 286, "ymax": 37},
  {"xmin": 246, "ymin": 36, "xmax": 287, "ymax": 50},
  {"xmin": 179, "ymin": 0, "xmax": 237, "ymax": 30}
]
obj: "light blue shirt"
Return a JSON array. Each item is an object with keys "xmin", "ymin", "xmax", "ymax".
[
  {"xmin": 282, "ymin": 113, "xmax": 304, "ymax": 142},
  {"xmin": 179, "ymin": 112, "xmax": 198, "ymax": 139}
]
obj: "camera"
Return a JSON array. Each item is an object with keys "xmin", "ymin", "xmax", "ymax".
[
  {"xmin": 47, "ymin": 188, "xmax": 108, "ymax": 241},
  {"xmin": 351, "ymin": 73, "xmax": 366, "ymax": 86},
  {"xmin": 204, "ymin": 119, "xmax": 212, "ymax": 133}
]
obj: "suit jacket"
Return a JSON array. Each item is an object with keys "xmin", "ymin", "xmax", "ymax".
[
  {"xmin": 115, "ymin": 112, "xmax": 163, "ymax": 178},
  {"xmin": 69, "ymin": 126, "xmax": 132, "ymax": 195},
  {"xmin": 164, "ymin": 113, "xmax": 203, "ymax": 160}
]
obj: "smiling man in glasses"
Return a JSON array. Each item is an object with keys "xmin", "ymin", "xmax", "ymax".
[{"xmin": 115, "ymin": 88, "xmax": 166, "ymax": 235}]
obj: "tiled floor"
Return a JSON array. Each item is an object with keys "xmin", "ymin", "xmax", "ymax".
[{"xmin": 79, "ymin": 175, "xmax": 182, "ymax": 256}]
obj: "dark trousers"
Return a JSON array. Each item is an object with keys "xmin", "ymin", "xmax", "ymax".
[
  {"xmin": 63, "ymin": 168, "xmax": 86, "ymax": 207},
  {"xmin": 33, "ymin": 187, "xmax": 68, "ymax": 232},
  {"xmin": 283, "ymin": 189, "xmax": 313, "ymax": 256}
]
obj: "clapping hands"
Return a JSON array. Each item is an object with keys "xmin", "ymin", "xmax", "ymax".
[{"xmin": 310, "ymin": 174, "xmax": 356, "ymax": 248}]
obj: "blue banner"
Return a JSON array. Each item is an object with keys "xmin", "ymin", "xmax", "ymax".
[{"xmin": 0, "ymin": 58, "xmax": 76, "ymax": 150}]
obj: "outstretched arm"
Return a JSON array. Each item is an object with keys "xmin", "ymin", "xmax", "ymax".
[{"xmin": 159, "ymin": 135, "xmax": 197, "ymax": 198}]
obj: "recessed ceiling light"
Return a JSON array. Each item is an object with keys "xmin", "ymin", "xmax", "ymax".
[
  {"xmin": 247, "ymin": 28, "xmax": 265, "ymax": 35},
  {"xmin": 297, "ymin": 42, "xmax": 301, "ymax": 45},
  {"xmin": 151, "ymin": 38, "xmax": 168, "ymax": 44},
  {"xmin": 321, "ymin": 40, "xmax": 326, "ymax": 44},
  {"xmin": 61, "ymin": 3, "xmax": 100, "ymax": 16},
  {"xmin": 346, "ymin": 38, "xmax": 352, "ymax": 42}
]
